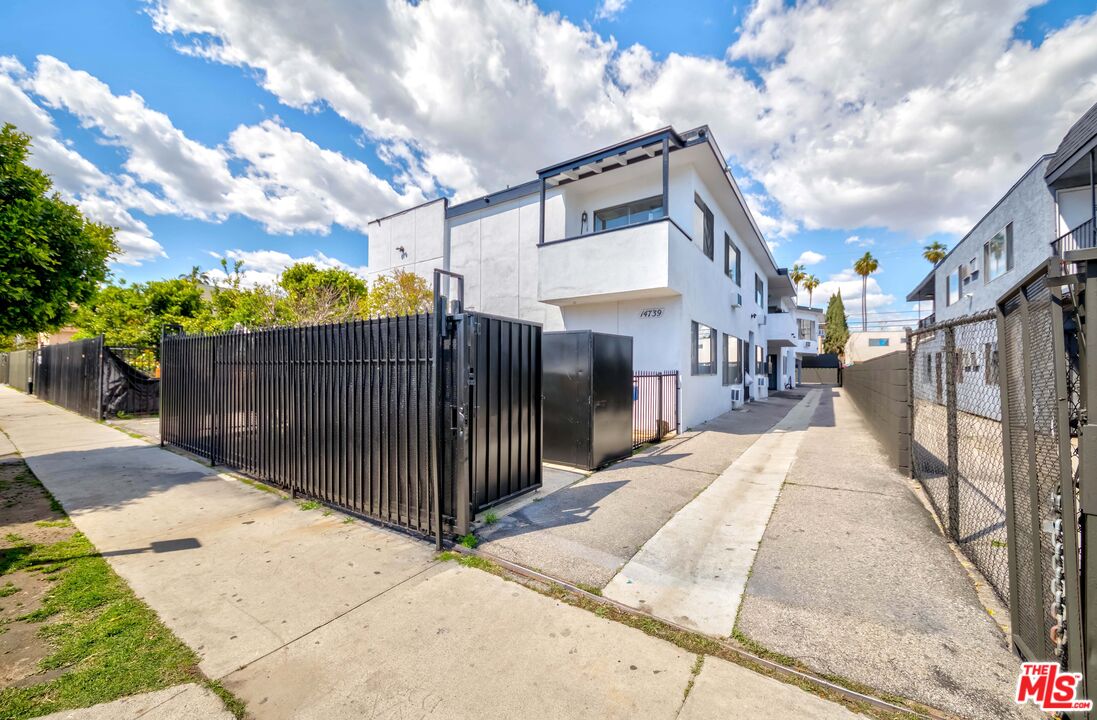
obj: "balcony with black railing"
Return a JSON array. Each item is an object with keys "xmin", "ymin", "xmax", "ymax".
[{"xmin": 1052, "ymin": 217, "xmax": 1096, "ymax": 257}]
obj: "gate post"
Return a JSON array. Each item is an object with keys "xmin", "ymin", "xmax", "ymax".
[
  {"xmin": 944, "ymin": 326, "xmax": 960, "ymax": 540},
  {"xmin": 657, "ymin": 373, "xmax": 664, "ymax": 441}
]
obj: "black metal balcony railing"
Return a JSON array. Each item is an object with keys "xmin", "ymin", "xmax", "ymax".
[
  {"xmin": 1052, "ymin": 217, "xmax": 1096, "ymax": 257},
  {"xmin": 918, "ymin": 313, "xmax": 936, "ymax": 330}
]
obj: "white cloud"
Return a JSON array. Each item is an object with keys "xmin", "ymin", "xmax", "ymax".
[
  {"xmin": 147, "ymin": 0, "xmax": 1097, "ymax": 240},
  {"xmin": 595, "ymin": 0, "xmax": 629, "ymax": 22},
  {"xmin": 0, "ymin": 57, "xmax": 166, "ymax": 265},
  {"xmin": 813, "ymin": 268, "xmax": 894, "ymax": 313},
  {"xmin": 205, "ymin": 248, "xmax": 367, "ymax": 288},
  {"xmin": 795, "ymin": 250, "xmax": 825, "ymax": 266},
  {"xmin": 844, "ymin": 235, "xmax": 875, "ymax": 247}
]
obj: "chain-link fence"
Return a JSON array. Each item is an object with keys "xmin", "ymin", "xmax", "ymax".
[{"xmin": 909, "ymin": 310, "xmax": 1009, "ymax": 603}]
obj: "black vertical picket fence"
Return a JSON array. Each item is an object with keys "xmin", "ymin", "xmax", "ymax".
[
  {"xmin": 35, "ymin": 337, "xmax": 105, "ymax": 419},
  {"xmin": 160, "ymin": 310, "xmax": 543, "ymax": 540}
]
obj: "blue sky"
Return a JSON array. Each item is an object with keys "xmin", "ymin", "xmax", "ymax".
[{"xmin": 2, "ymin": 0, "xmax": 1096, "ymax": 328}]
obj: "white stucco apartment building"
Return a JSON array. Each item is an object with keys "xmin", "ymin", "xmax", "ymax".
[{"xmin": 365, "ymin": 126, "xmax": 816, "ymax": 429}]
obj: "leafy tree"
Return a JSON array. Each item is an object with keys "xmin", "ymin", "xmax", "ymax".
[
  {"xmin": 852, "ymin": 251, "xmax": 878, "ymax": 331},
  {"xmin": 823, "ymin": 291, "xmax": 850, "ymax": 358},
  {"xmin": 802, "ymin": 274, "xmax": 820, "ymax": 308},
  {"xmin": 72, "ymin": 278, "xmax": 208, "ymax": 348},
  {"xmin": 279, "ymin": 262, "xmax": 368, "ymax": 325},
  {"xmin": 923, "ymin": 241, "xmax": 947, "ymax": 265},
  {"xmin": 0, "ymin": 123, "xmax": 117, "ymax": 335},
  {"xmin": 366, "ymin": 269, "xmax": 433, "ymax": 318}
]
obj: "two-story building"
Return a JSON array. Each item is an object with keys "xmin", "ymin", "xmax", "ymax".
[
  {"xmin": 365, "ymin": 126, "xmax": 807, "ymax": 429},
  {"xmin": 907, "ymin": 100, "xmax": 1097, "ymax": 324}
]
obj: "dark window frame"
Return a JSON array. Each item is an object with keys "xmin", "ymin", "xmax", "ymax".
[
  {"xmin": 755, "ymin": 274, "xmax": 765, "ymax": 307},
  {"xmin": 722, "ymin": 333, "xmax": 743, "ymax": 386},
  {"xmin": 983, "ymin": 223, "xmax": 1014, "ymax": 282},
  {"xmin": 724, "ymin": 232, "xmax": 741, "ymax": 285},
  {"xmin": 694, "ymin": 193, "xmax": 714, "ymax": 260},
  {"xmin": 691, "ymin": 321, "xmax": 717, "ymax": 376}
]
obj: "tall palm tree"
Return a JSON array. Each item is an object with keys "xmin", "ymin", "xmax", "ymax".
[
  {"xmin": 789, "ymin": 263, "xmax": 806, "ymax": 296},
  {"xmin": 803, "ymin": 275, "xmax": 820, "ymax": 308},
  {"xmin": 923, "ymin": 241, "xmax": 947, "ymax": 266},
  {"xmin": 852, "ymin": 251, "xmax": 878, "ymax": 331}
]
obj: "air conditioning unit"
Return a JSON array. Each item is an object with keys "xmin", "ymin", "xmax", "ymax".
[
  {"xmin": 730, "ymin": 388, "xmax": 741, "ymax": 404},
  {"xmin": 731, "ymin": 293, "xmax": 742, "ymax": 309}
]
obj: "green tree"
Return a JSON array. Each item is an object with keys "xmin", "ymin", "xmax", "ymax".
[
  {"xmin": 922, "ymin": 240, "xmax": 947, "ymax": 265},
  {"xmin": 852, "ymin": 251, "xmax": 878, "ymax": 331},
  {"xmin": 0, "ymin": 123, "xmax": 117, "ymax": 335},
  {"xmin": 72, "ymin": 278, "xmax": 208, "ymax": 348},
  {"xmin": 823, "ymin": 291, "xmax": 850, "ymax": 358},
  {"xmin": 789, "ymin": 263, "xmax": 806, "ymax": 294},
  {"xmin": 278, "ymin": 262, "xmax": 368, "ymax": 324},
  {"xmin": 366, "ymin": 269, "xmax": 433, "ymax": 318}
]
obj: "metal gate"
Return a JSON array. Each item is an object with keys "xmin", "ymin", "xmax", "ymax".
[
  {"xmin": 160, "ymin": 270, "xmax": 542, "ymax": 545},
  {"xmin": 35, "ymin": 336, "xmax": 105, "ymax": 419},
  {"xmin": 997, "ymin": 263, "xmax": 1083, "ymax": 672}
]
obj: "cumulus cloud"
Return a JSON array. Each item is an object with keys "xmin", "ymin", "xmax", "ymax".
[
  {"xmin": 795, "ymin": 250, "xmax": 825, "ymax": 266},
  {"xmin": 595, "ymin": 0, "xmax": 629, "ymax": 21},
  {"xmin": 844, "ymin": 235, "xmax": 875, "ymax": 247},
  {"xmin": 205, "ymin": 248, "xmax": 368, "ymax": 288},
  {"xmin": 0, "ymin": 57, "xmax": 165, "ymax": 265},
  {"xmin": 147, "ymin": 0, "xmax": 1097, "ymax": 240},
  {"xmin": 813, "ymin": 268, "xmax": 894, "ymax": 313}
]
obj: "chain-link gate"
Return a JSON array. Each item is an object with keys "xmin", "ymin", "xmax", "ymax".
[{"xmin": 910, "ymin": 310, "xmax": 1010, "ymax": 602}]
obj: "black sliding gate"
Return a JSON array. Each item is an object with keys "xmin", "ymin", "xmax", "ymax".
[{"xmin": 160, "ymin": 271, "xmax": 542, "ymax": 543}]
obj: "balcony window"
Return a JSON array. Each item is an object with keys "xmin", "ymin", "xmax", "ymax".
[
  {"xmin": 984, "ymin": 224, "xmax": 1013, "ymax": 282},
  {"xmin": 722, "ymin": 334, "xmax": 743, "ymax": 386},
  {"xmin": 694, "ymin": 194, "xmax": 714, "ymax": 260},
  {"xmin": 692, "ymin": 321, "xmax": 717, "ymax": 375},
  {"xmin": 593, "ymin": 195, "xmax": 664, "ymax": 232},
  {"xmin": 755, "ymin": 274, "xmax": 765, "ymax": 307},
  {"xmin": 797, "ymin": 318, "xmax": 815, "ymax": 340},
  {"xmin": 725, "ymin": 233, "xmax": 741, "ymax": 285}
]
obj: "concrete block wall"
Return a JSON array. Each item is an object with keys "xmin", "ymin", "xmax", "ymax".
[{"xmin": 842, "ymin": 351, "xmax": 910, "ymax": 472}]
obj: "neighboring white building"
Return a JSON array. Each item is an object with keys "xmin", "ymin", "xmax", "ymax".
[{"xmin": 365, "ymin": 126, "xmax": 810, "ymax": 429}]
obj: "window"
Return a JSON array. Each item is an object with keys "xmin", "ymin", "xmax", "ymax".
[
  {"xmin": 722, "ymin": 334, "xmax": 743, "ymax": 385},
  {"xmin": 755, "ymin": 274, "xmax": 765, "ymax": 307},
  {"xmin": 692, "ymin": 321, "xmax": 716, "ymax": 375},
  {"xmin": 781, "ymin": 354, "xmax": 787, "ymax": 375},
  {"xmin": 984, "ymin": 224, "xmax": 1013, "ymax": 282},
  {"xmin": 985, "ymin": 342, "xmax": 999, "ymax": 385},
  {"xmin": 868, "ymin": 338, "xmax": 890, "ymax": 347},
  {"xmin": 947, "ymin": 268, "xmax": 962, "ymax": 306},
  {"xmin": 725, "ymin": 233, "xmax": 741, "ymax": 285},
  {"xmin": 593, "ymin": 196, "xmax": 664, "ymax": 232},
  {"xmin": 755, "ymin": 344, "xmax": 764, "ymax": 370},
  {"xmin": 797, "ymin": 319, "xmax": 815, "ymax": 340},
  {"xmin": 694, "ymin": 194, "xmax": 714, "ymax": 260}
]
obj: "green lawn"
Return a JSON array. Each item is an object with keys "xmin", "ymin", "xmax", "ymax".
[{"xmin": 0, "ymin": 465, "xmax": 227, "ymax": 719}]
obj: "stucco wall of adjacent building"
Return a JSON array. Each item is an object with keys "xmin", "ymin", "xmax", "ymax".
[
  {"xmin": 845, "ymin": 331, "xmax": 910, "ymax": 364},
  {"xmin": 934, "ymin": 157, "xmax": 1056, "ymax": 322}
]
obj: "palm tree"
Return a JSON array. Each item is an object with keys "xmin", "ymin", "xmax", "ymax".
[
  {"xmin": 923, "ymin": 241, "xmax": 947, "ymax": 266},
  {"xmin": 789, "ymin": 263, "xmax": 806, "ymax": 296},
  {"xmin": 803, "ymin": 275, "xmax": 820, "ymax": 308},
  {"xmin": 852, "ymin": 251, "xmax": 878, "ymax": 331}
]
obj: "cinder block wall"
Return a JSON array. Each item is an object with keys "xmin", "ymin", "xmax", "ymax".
[
  {"xmin": 842, "ymin": 351, "xmax": 910, "ymax": 472},
  {"xmin": 800, "ymin": 367, "xmax": 838, "ymax": 384}
]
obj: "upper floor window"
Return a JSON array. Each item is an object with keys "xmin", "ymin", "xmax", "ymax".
[
  {"xmin": 593, "ymin": 196, "xmax": 664, "ymax": 232},
  {"xmin": 694, "ymin": 194, "xmax": 714, "ymax": 260},
  {"xmin": 755, "ymin": 274, "xmax": 765, "ymax": 307},
  {"xmin": 797, "ymin": 318, "xmax": 816, "ymax": 340},
  {"xmin": 692, "ymin": 321, "xmax": 717, "ymax": 375},
  {"xmin": 725, "ymin": 233, "xmax": 741, "ymax": 285},
  {"xmin": 984, "ymin": 224, "xmax": 1013, "ymax": 282},
  {"xmin": 946, "ymin": 267, "xmax": 962, "ymax": 306}
]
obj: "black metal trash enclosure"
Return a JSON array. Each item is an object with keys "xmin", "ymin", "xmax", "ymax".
[{"xmin": 160, "ymin": 305, "xmax": 543, "ymax": 541}]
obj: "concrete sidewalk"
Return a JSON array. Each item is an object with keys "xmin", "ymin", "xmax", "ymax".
[
  {"xmin": 478, "ymin": 392, "xmax": 805, "ymax": 588},
  {"xmin": 0, "ymin": 387, "xmax": 860, "ymax": 719},
  {"xmin": 736, "ymin": 388, "xmax": 1038, "ymax": 720}
]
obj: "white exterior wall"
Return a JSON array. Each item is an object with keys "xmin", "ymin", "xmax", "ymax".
[
  {"xmin": 845, "ymin": 331, "xmax": 910, "ymax": 364},
  {"xmin": 363, "ymin": 143, "xmax": 791, "ymax": 430},
  {"xmin": 365, "ymin": 198, "xmax": 447, "ymax": 284}
]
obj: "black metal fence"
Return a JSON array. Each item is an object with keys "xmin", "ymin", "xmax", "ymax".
[
  {"xmin": 632, "ymin": 371, "xmax": 679, "ymax": 447},
  {"xmin": 35, "ymin": 337, "xmax": 105, "ymax": 419},
  {"xmin": 160, "ymin": 307, "xmax": 543, "ymax": 540}
]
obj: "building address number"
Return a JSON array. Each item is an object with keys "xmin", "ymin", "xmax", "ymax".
[{"xmin": 639, "ymin": 308, "xmax": 664, "ymax": 318}]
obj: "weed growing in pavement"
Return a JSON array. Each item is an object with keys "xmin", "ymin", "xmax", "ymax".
[
  {"xmin": 483, "ymin": 510, "xmax": 499, "ymax": 525},
  {"xmin": 297, "ymin": 500, "xmax": 321, "ymax": 511},
  {"xmin": 458, "ymin": 533, "xmax": 479, "ymax": 549}
]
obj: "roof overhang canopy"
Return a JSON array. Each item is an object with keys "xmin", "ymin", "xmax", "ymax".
[
  {"xmin": 906, "ymin": 270, "xmax": 935, "ymax": 302},
  {"xmin": 537, "ymin": 127, "xmax": 685, "ymax": 187},
  {"xmin": 1046, "ymin": 100, "xmax": 1097, "ymax": 189}
]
